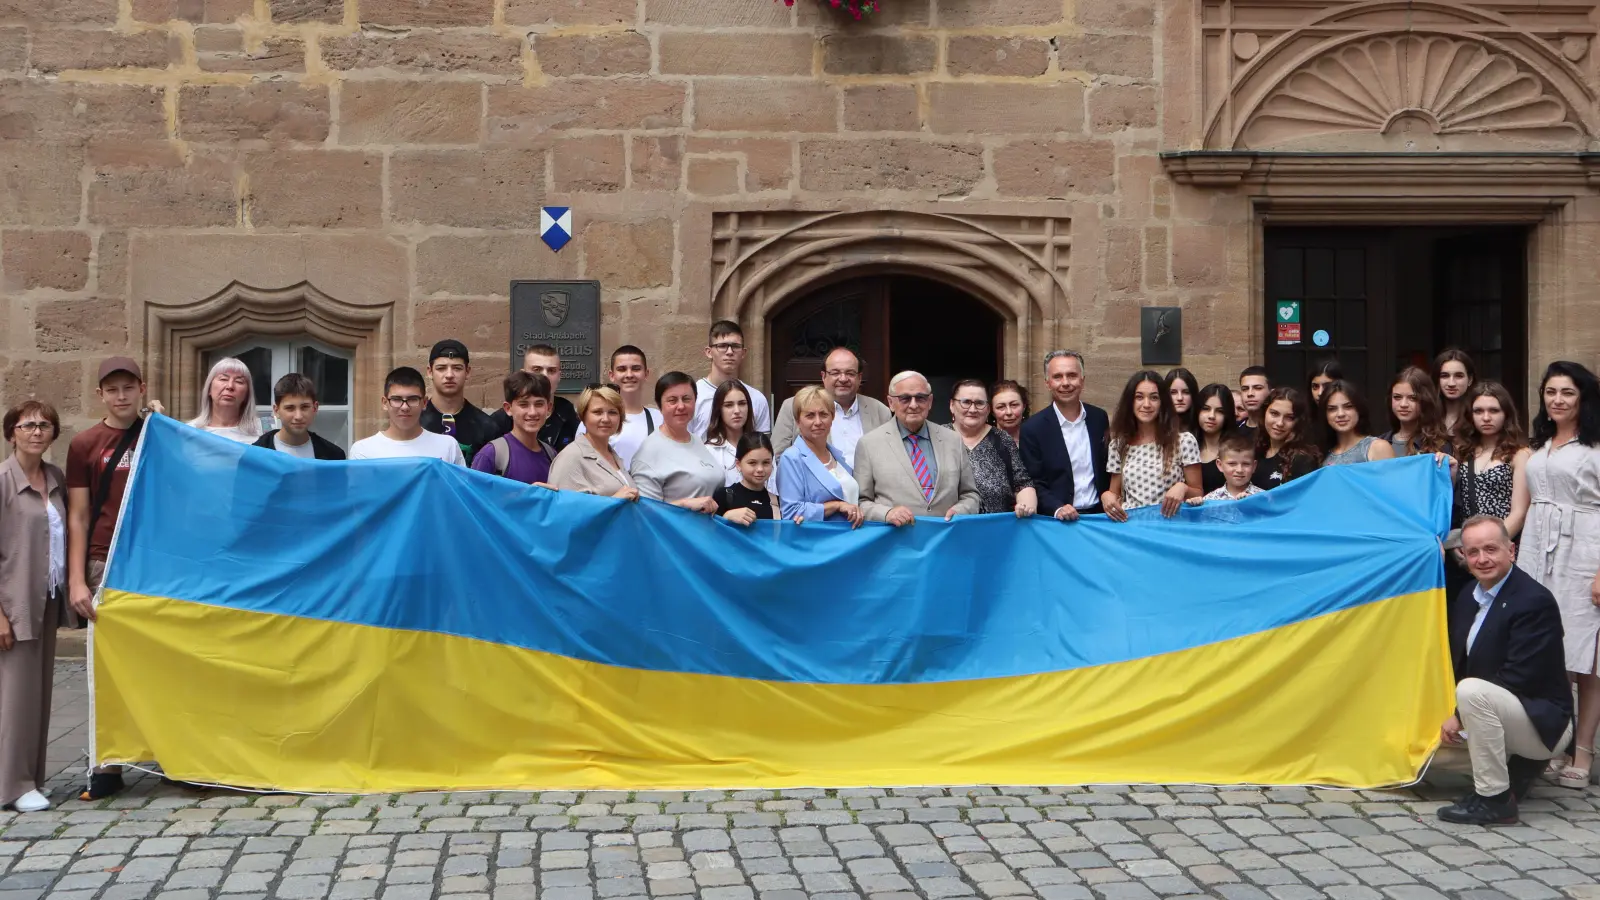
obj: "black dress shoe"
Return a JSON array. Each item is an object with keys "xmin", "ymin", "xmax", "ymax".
[
  {"xmin": 78, "ymin": 771, "xmax": 125, "ymax": 802},
  {"xmin": 1438, "ymin": 791, "xmax": 1519, "ymax": 825},
  {"xmin": 1508, "ymin": 755, "xmax": 1544, "ymax": 801}
]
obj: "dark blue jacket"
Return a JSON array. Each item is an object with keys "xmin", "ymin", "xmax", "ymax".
[
  {"xmin": 1449, "ymin": 566, "xmax": 1573, "ymax": 751},
  {"xmin": 252, "ymin": 429, "xmax": 346, "ymax": 460},
  {"xmin": 1018, "ymin": 402, "xmax": 1109, "ymax": 516}
]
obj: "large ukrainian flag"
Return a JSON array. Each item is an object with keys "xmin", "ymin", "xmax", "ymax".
[{"xmin": 93, "ymin": 414, "xmax": 1455, "ymax": 791}]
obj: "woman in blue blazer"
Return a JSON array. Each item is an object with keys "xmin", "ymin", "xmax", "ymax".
[{"xmin": 774, "ymin": 386, "xmax": 865, "ymax": 527}]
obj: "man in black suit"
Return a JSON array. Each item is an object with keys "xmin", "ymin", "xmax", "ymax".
[
  {"xmin": 1019, "ymin": 350, "xmax": 1109, "ymax": 520},
  {"xmin": 1438, "ymin": 515, "xmax": 1573, "ymax": 826}
]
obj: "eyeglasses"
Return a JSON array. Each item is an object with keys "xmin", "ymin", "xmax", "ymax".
[
  {"xmin": 953, "ymin": 399, "xmax": 988, "ymax": 410},
  {"xmin": 824, "ymin": 369, "xmax": 860, "ymax": 379},
  {"xmin": 710, "ymin": 342, "xmax": 745, "ymax": 353},
  {"xmin": 890, "ymin": 393, "xmax": 932, "ymax": 405},
  {"xmin": 586, "ymin": 382, "xmax": 621, "ymax": 391},
  {"xmin": 13, "ymin": 422, "xmax": 52, "ymax": 433},
  {"xmin": 385, "ymin": 395, "xmax": 424, "ymax": 408}
]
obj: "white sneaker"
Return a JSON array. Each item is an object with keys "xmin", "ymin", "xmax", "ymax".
[{"xmin": 11, "ymin": 789, "xmax": 50, "ymax": 813}]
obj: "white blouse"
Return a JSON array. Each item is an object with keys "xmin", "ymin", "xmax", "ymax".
[
  {"xmin": 706, "ymin": 440, "xmax": 741, "ymax": 487},
  {"xmin": 823, "ymin": 458, "xmax": 860, "ymax": 505},
  {"xmin": 46, "ymin": 500, "xmax": 66, "ymax": 594}
]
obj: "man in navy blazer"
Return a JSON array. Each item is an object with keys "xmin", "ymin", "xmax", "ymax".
[
  {"xmin": 1438, "ymin": 515, "xmax": 1573, "ymax": 826},
  {"xmin": 1019, "ymin": 350, "xmax": 1109, "ymax": 520}
]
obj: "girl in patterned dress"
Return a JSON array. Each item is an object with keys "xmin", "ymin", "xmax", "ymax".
[
  {"xmin": 1453, "ymin": 381, "xmax": 1531, "ymax": 536},
  {"xmin": 1102, "ymin": 370, "xmax": 1201, "ymax": 521},
  {"xmin": 1447, "ymin": 380, "xmax": 1532, "ymax": 640}
]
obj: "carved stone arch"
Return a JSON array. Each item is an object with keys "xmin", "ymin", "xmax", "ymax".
[
  {"xmin": 142, "ymin": 281, "xmax": 396, "ymax": 434},
  {"xmin": 1201, "ymin": 1, "xmax": 1599, "ymax": 152},
  {"xmin": 710, "ymin": 209, "xmax": 1071, "ymax": 388}
]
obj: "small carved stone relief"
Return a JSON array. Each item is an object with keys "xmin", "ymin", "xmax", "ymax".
[{"xmin": 1232, "ymin": 32, "xmax": 1260, "ymax": 61}]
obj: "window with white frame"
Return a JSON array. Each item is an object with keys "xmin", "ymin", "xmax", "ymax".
[{"xmin": 204, "ymin": 338, "xmax": 354, "ymax": 450}]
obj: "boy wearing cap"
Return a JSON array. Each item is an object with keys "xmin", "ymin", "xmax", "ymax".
[
  {"xmin": 420, "ymin": 339, "xmax": 497, "ymax": 463},
  {"xmin": 66, "ymin": 356, "xmax": 163, "ymax": 800}
]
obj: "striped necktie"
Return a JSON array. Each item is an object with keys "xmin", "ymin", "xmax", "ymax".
[{"xmin": 906, "ymin": 434, "xmax": 934, "ymax": 502}]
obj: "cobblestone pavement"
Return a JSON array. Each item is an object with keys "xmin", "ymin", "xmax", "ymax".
[{"xmin": 9, "ymin": 664, "xmax": 1600, "ymax": 900}]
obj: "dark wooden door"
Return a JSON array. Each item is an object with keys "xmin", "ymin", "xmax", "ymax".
[
  {"xmin": 1433, "ymin": 234, "xmax": 1527, "ymax": 410},
  {"xmin": 768, "ymin": 278, "xmax": 890, "ymax": 405},
  {"xmin": 1263, "ymin": 228, "xmax": 1393, "ymax": 398}
]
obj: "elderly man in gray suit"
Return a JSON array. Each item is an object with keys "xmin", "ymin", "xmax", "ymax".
[
  {"xmin": 771, "ymin": 347, "xmax": 892, "ymax": 465},
  {"xmin": 854, "ymin": 370, "xmax": 981, "ymax": 526}
]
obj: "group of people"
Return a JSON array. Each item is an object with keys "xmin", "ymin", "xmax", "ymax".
[{"xmin": 1, "ymin": 321, "xmax": 1597, "ymax": 824}]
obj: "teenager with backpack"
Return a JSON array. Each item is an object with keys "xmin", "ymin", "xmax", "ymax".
[
  {"xmin": 65, "ymin": 356, "xmax": 165, "ymax": 800},
  {"xmin": 471, "ymin": 372, "xmax": 557, "ymax": 487}
]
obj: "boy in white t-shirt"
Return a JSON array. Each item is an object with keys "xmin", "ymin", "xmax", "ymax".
[
  {"xmin": 576, "ymin": 344, "xmax": 662, "ymax": 470},
  {"xmin": 688, "ymin": 320, "xmax": 772, "ymax": 437},
  {"xmin": 349, "ymin": 366, "xmax": 466, "ymax": 464},
  {"xmin": 1194, "ymin": 432, "xmax": 1264, "ymax": 503},
  {"xmin": 252, "ymin": 373, "xmax": 347, "ymax": 460}
]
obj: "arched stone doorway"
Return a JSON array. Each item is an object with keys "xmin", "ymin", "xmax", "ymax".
[
  {"xmin": 768, "ymin": 275, "xmax": 1002, "ymax": 425},
  {"xmin": 708, "ymin": 209, "xmax": 1073, "ymax": 410}
]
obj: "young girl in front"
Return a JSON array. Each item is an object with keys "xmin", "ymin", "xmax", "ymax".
[{"xmin": 714, "ymin": 433, "xmax": 796, "ymax": 525}]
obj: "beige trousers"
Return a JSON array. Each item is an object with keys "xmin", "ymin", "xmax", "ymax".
[
  {"xmin": 1458, "ymin": 677, "xmax": 1572, "ymax": 795},
  {"xmin": 0, "ymin": 594, "xmax": 58, "ymax": 807}
]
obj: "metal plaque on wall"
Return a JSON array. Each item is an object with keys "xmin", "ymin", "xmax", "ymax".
[
  {"xmin": 1140, "ymin": 306, "xmax": 1182, "ymax": 367},
  {"xmin": 509, "ymin": 280, "xmax": 600, "ymax": 394}
]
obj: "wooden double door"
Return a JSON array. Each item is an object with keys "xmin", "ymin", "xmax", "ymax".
[
  {"xmin": 768, "ymin": 276, "xmax": 1003, "ymax": 425},
  {"xmin": 1264, "ymin": 226, "xmax": 1528, "ymax": 408}
]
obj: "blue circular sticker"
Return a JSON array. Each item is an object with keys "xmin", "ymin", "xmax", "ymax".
[{"xmin": 1312, "ymin": 329, "xmax": 1331, "ymax": 347}]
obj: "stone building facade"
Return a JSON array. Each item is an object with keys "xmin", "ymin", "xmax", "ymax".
[{"xmin": 1, "ymin": 0, "xmax": 1598, "ymax": 450}]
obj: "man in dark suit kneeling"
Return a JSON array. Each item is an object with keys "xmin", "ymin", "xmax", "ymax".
[{"xmin": 1438, "ymin": 515, "xmax": 1574, "ymax": 826}]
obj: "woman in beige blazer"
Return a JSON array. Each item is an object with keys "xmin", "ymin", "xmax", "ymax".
[
  {"xmin": 0, "ymin": 401, "xmax": 67, "ymax": 813},
  {"xmin": 549, "ymin": 384, "xmax": 641, "ymax": 500}
]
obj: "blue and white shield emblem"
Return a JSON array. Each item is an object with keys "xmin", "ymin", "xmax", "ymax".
[{"xmin": 540, "ymin": 206, "xmax": 573, "ymax": 252}]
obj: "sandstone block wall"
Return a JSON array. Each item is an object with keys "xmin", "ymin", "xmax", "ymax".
[{"xmin": 3, "ymin": 0, "xmax": 1595, "ymax": 452}]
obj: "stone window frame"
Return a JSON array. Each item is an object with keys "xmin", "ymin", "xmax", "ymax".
[{"xmin": 141, "ymin": 281, "xmax": 394, "ymax": 438}]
